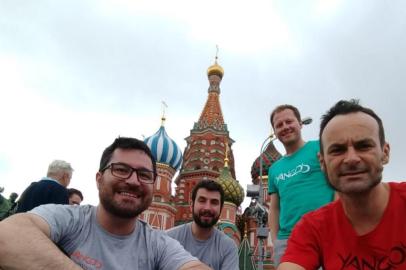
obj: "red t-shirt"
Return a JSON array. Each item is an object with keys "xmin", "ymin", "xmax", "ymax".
[{"xmin": 282, "ymin": 182, "xmax": 406, "ymax": 270}]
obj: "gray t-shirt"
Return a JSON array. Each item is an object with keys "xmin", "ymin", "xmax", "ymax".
[
  {"xmin": 31, "ymin": 204, "xmax": 197, "ymax": 270},
  {"xmin": 166, "ymin": 223, "xmax": 238, "ymax": 270}
]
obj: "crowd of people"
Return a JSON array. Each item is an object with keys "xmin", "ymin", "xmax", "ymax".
[{"xmin": 0, "ymin": 99, "xmax": 403, "ymax": 270}]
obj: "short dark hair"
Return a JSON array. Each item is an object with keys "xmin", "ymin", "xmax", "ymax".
[
  {"xmin": 191, "ymin": 180, "xmax": 225, "ymax": 209},
  {"xmin": 319, "ymin": 99, "xmax": 385, "ymax": 152},
  {"xmin": 67, "ymin": 188, "xmax": 83, "ymax": 201},
  {"xmin": 99, "ymin": 137, "xmax": 157, "ymax": 179},
  {"xmin": 270, "ymin": 104, "xmax": 302, "ymax": 127}
]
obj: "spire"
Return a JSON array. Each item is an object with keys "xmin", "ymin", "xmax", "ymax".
[
  {"xmin": 207, "ymin": 46, "xmax": 224, "ymax": 93},
  {"xmin": 161, "ymin": 101, "xmax": 167, "ymax": 126},
  {"xmin": 224, "ymin": 140, "xmax": 230, "ymax": 167},
  {"xmin": 196, "ymin": 49, "xmax": 226, "ymax": 131}
]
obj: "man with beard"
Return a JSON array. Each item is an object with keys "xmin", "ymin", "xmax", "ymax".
[
  {"xmin": 268, "ymin": 104, "xmax": 334, "ymax": 266},
  {"xmin": 278, "ymin": 100, "xmax": 406, "ymax": 270},
  {"xmin": 167, "ymin": 180, "xmax": 238, "ymax": 270},
  {"xmin": 0, "ymin": 137, "xmax": 211, "ymax": 270}
]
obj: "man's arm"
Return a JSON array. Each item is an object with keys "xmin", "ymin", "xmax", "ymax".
[
  {"xmin": 220, "ymin": 240, "xmax": 239, "ymax": 270},
  {"xmin": 178, "ymin": 261, "xmax": 212, "ymax": 270},
  {"xmin": 278, "ymin": 262, "xmax": 305, "ymax": 270},
  {"xmin": 269, "ymin": 193, "xmax": 280, "ymax": 244},
  {"xmin": 0, "ymin": 213, "xmax": 82, "ymax": 270}
]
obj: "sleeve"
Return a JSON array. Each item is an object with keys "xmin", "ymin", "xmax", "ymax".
[
  {"xmin": 280, "ymin": 214, "xmax": 321, "ymax": 269},
  {"xmin": 155, "ymin": 232, "xmax": 198, "ymax": 270},
  {"xmin": 29, "ymin": 204, "xmax": 82, "ymax": 245},
  {"xmin": 268, "ymin": 166, "xmax": 278, "ymax": 194},
  {"xmin": 220, "ymin": 238, "xmax": 239, "ymax": 270}
]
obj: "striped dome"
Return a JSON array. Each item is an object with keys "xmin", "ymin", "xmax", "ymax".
[{"xmin": 144, "ymin": 126, "xmax": 183, "ymax": 171}]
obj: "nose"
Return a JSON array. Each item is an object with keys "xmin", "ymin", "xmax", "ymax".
[
  {"xmin": 125, "ymin": 171, "xmax": 142, "ymax": 186},
  {"xmin": 343, "ymin": 147, "xmax": 361, "ymax": 165}
]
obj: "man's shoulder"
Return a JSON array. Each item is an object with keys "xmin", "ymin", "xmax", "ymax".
[
  {"xmin": 37, "ymin": 179, "xmax": 64, "ymax": 189},
  {"xmin": 389, "ymin": 182, "xmax": 406, "ymax": 199},
  {"xmin": 300, "ymin": 200, "xmax": 338, "ymax": 226},
  {"xmin": 214, "ymin": 228, "xmax": 237, "ymax": 247},
  {"xmin": 166, "ymin": 223, "xmax": 189, "ymax": 236},
  {"xmin": 31, "ymin": 203, "xmax": 94, "ymax": 216}
]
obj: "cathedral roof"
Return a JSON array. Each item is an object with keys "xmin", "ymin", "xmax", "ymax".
[
  {"xmin": 195, "ymin": 57, "xmax": 226, "ymax": 131},
  {"xmin": 207, "ymin": 60, "xmax": 224, "ymax": 79},
  {"xmin": 218, "ymin": 160, "xmax": 244, "ymax": 207},
  {"xmin": 251, "ymin": 141, "xmax": 282, "ymax": 180},
  {"xmin": 144, "ymin": 119, "xmax": 183, "ymax": 171}
]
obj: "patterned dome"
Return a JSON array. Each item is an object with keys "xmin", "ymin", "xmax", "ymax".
[
  {"xmin": 217, "ymin": 163, "xmax": 244, "ymax": 207},
  {"xmin": 251, "ymin": 141, "xmax": 282, "ymax": 180},
  {"xmin": 144, "ymin": 125, "xmax": 183, "ymax": 171}
]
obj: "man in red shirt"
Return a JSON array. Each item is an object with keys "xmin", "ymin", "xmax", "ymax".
[{"xmin": 278, "ymin": 99, "xmax": 406, "ymax": 270}]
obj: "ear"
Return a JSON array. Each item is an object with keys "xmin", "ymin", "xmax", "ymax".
[
  {"xmin": 382, "ymin": 142, "xmax": 390, "ymax": 165},
  {"xmin": 318, "ymin": 152, "xmax": 326, "ymax": 172},
  {"xmin": 96, "ymin": 172, "xmax": 102, "ymax": 189}
]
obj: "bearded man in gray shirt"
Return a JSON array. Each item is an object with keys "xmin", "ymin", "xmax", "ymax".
[
  {"xmin": 167, "ymin": 180, "xmax": 238, "ymax": 270},
  {"xmin": 0, "ymin": 137, "xmax": 211, "ymax": 270}
]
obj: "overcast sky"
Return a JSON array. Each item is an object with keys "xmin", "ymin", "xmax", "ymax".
[{"xmin": 1, "ymin": 0, "xmax": 405, "ymax": 209}]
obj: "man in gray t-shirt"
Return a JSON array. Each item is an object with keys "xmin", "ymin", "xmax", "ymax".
[
  {"xmin": 167, "ymin": 180, "xmax": 238, "ymax": 270},
  {"xmin": 0, "ymin": 137, "xmax": 211, "ymax": 270},
  {"xmin": 32, "ymin": 204, "xmax": 194, "ymax": 270}
]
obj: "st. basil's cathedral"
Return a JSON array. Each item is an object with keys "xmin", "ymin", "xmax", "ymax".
[{"xmin": 140, "ymin": 55, "xmax": 282, "ymax": 270}]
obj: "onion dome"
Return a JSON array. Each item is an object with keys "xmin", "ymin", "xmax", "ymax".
[
  {"xmin": 251, "ymin": 141, "xmax": 282, "ymax": 180},
  {"xmin": 207, "ymin": 60, "xmax": 224, "ymax": 79},
  {"xmin": 217, "ymin": 159, "xmax": 244, "ymax": 207},
  {"xmin": 144, "ymin": 118, "xmax": 183, "ymax": 171}
]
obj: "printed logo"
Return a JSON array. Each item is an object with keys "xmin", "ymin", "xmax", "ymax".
[
  {"xmin": 275, "ymin": 163, "xmax": 310, "ymax": 183},
  {"xmin": 71, "ymin": 250, "xmax": 103, "ymax": 269},
  {"xmin": 337, "ymin": 242, "xmax": 406, "ymax": 270}
]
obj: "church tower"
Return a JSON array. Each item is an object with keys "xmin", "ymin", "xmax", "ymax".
[
  {"xmin": 174, "ymin": 55, "xmax": 237, "ymax": 224},
  {"xmin": 142, "ymin": 115, "xmax": 183, "ymax": 230}
]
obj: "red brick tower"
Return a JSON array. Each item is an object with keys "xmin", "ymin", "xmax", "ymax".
[{"xmin": 174, "ymin": 57, "xmax": 237, "ymax": 225}]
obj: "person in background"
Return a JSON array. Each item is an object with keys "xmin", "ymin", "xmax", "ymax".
[
  {"xmin": 167, "ymin": 180, "xmax": 238, "ymax": 270},
  {"xmin": 67, "ymin": 188, "xmax": 83, "ymax": 205},
  {"xmin": 15, "ymin": 160, "xmax": 73, "ymax": 213},
  {"xmin": 268, "ymin": 104, "xmax": 334, "ymax": 266}
]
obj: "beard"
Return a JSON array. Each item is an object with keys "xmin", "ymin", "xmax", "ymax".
[
  {"xmin": 325, "ymin": 164, "xmax": 383, "ymax": 195},
  {"xmin": 192, "ymin": 209, "xmax": 220, "ymax": 228},
  {"xmin": 99, "ymin": 184, "xmax": 152, "ymax": 219}
]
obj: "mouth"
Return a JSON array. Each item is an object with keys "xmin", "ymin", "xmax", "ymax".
[
  {"xmin": 280, "ymin": 130, "xmax": 294, "ymax": 137},
  {"xmin": 339, "ymin": 170, "xmax": 367, "ymax": 178},
  {"xmin": 117, "ymin": 191, "xmax": 141, "ymax": 199}
]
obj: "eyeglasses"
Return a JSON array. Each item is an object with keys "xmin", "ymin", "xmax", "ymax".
[{"xmin": 101, "ymin": 162, "xmax": 155, "ymax": 184}]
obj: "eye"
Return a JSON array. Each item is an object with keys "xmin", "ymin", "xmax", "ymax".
[
  {"xmin": 355, "ymin": 141, "xmax": 374, "ymax": 151},
  {"xmin": 113, "ymin": 164, "xmax": 131, "ymax": 175},
  {"xmin": 211, "ymin": 200, "xmax": 220, "ymax": 205},
  {"xmin": 328, "ymin": 146, "xmax": 345, "ymax": 155},
  {"xmin": 138, "ymin": 170, "xmax": 153, "ymax": 180}
]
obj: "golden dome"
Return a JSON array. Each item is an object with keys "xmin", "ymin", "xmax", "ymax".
[
  {"xmin": 217, "ymin": 164, "xmax": 244, "ymax": 207},
  {"xmin": 207, "ymin": 60, "xmax": 224, "ymax": 79}
]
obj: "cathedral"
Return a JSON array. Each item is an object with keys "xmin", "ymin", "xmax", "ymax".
[{"xmin": 140, "ymin": 55, "xmax": 282, "ymax": 270}]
